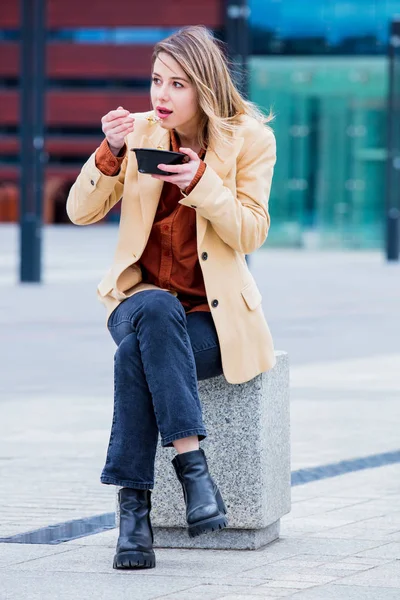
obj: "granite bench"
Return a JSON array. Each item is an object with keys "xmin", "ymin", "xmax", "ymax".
[{"xmin": 116, "ymin": 350, "xmax": 291, "ymax": 550}]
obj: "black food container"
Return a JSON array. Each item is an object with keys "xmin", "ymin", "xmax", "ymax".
[{"xmin": 131, "ymin": 148, "xmax": 189, "ymax": 176}]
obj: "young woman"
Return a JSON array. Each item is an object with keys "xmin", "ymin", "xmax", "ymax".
[{"xmin": 67, "ymin": 25, "xmax": 276, "ymax": 570}]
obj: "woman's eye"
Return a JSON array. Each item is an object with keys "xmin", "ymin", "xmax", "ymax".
[{"xmin": 151, "ymin": 77, "xmax": 182, "ymax": 88}]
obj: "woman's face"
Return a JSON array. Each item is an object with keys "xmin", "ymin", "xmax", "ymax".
[{"xmin": 151, "ymin": 52, "xmax": 200, "ymax": 135}]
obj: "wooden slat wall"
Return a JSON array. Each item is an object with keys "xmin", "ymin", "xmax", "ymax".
[
  {"xmin": 0, "ymin": 43, "xmax": 153, "ymax": 78},
  {"xmin": 0, "ymin": 166, "xmax": 91, "ymax": 180},
  {"xmin": 0, "ymin": 43, "xmax": 19, "ymax": 76},
  {"xmin": 0, "ymin": 136, "xmax": 103, "ymax": 155},
  {"xmin": 0, "ymin": 4, "xmax": 20, "ymax": 28},
  {"xmin": 0, "ymin": 91, "xmax": 150, "ymax": 125},
  {"xmin": 0, "ymin": 1, "xmax": 222, "ymax": 28}
]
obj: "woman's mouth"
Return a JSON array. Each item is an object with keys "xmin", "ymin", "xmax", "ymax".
[{"xmin": 156, "ymin": 108, "xmax": 173, "ymax": 119}]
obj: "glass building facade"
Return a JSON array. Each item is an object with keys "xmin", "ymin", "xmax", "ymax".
[
  {"xmin": 250, "ymin": 0, "xmax": 399, "ymax": 56},
  {"xmin": 248, "ymin": 0, "xmax": 398, "ymax": 249}
]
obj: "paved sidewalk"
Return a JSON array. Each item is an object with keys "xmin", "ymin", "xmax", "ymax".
[
  {"xmin": 0, "ymin": 224, "xmax": 400, "ymax": 599},
  {"xmin": 1, "ymin": 464, "xmax": 399, "ymax": 599}
]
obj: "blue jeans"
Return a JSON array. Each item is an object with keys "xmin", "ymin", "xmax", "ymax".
[{"xmin": 100, "ymin": 290, "xmax": 223, "ymax": 490}]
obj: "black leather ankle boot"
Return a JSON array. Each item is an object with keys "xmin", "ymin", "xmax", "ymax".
[
  {"xmin": 172, "ymin": 448, "xmax": 228, "ymax": 538},
  {"xmin": 113, "ymin": 487, "xmax": 156, "ymax": 569}
]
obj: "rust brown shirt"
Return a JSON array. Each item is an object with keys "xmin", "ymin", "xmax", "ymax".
[{"xmin": 95, "ymin": 130, "xmax": 209, "ymax": 313}]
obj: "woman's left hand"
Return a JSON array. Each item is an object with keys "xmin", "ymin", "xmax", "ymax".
[{"xmin": 152, "ymin": 147, "xmax": 200, "ymax": 191}]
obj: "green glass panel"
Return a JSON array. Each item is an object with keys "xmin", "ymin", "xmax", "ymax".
[{"xmin": 249, "ymin": 56, "xmax": 388, "ymax": 249}]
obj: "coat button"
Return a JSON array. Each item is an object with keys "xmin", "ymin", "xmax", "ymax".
[
  {"xmin": 90, "ymin": 179, "xmax": 95, "ymax": 185},
  {"xmin": 201, "ymin": 252, "xmax": 208, "ymax": 260},
  {"xmin": 211, "ymin": 299, "xmax": 219, "ymax": 308}
]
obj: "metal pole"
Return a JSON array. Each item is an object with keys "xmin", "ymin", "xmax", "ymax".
[
  {"xmin": 386, "ymin": 19, "xmax": 400, "ymax": 261},
  {"xmin": 225, "ymin": 0, "xmax": 250, "ymax": 98},
  {"xmin": 225, "ymin": 0, "xmax": 251, "ymax": 265},
  {"xmin": 20, "ymin": 0, "xmax": 46, "ymax": 282}
]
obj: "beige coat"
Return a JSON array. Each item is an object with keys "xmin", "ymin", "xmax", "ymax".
[{"xmin": 66, "ymin": 111, "xmax": 277, "ymax": 384}]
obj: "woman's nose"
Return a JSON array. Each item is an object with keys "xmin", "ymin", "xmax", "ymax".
[{"xmin": 158, "ymin": 85, "xmax": 169, "ymax": 101}]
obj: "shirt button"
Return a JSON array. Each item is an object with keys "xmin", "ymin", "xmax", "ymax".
[
  {"xmin": 211, "ymin": 299, "xmax": 219, "ymax": 308},
  {"xmin": 191, "ymin": 205, "xmax": 196, "ymax": 209},
  {"xmin": 90, "ymin": 179, "xmax": 95, "ymax": 186},
  {"xmin": 201, "ymin": 252, "xmax": 208, "ymax": 261}
]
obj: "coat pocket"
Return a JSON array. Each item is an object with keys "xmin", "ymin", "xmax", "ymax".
[
  {"xmin": 241, "ymin": 280, "xmax": 262, "ymax": 310},
  {"xmin": 97, "ymin": 273, "xmax": 113, "ymax": 297}
]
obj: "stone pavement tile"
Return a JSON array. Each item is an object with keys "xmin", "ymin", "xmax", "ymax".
[
  {"xmin": 355, "ymin": 542, "xmax": 400, "ymax": 560},
  {"xmin": 4, "ymin": 545, "xmax": 276, "ymax": 579},
  {"xmin": 288, "ymin": 497, "xmax": 370, "ymax": 519},
  {"xmin": 290, "ymin": 353, "xmax": 400, "ymax": 392},
  {"xmin": 264, "ymin": 557, "xmax": 331, "ymax": 569},
  {"xmin": 214, "ymin": 595, "xmax": 298, "ymax": 600},
  {"xmin": 0, "ymin": 525, "xmax": 34, "ymax": 537},
  {"xmin": 248, "ymin": 537, "xmax": 385, "ymax": 558},
  {"xmin": 280, "ymin": 516, "xmax": 361, "ymax": 535},
  {"xmin": 212, "ymin": 596, "xmax": 273, "ymax": 600},
  {"xmin": 258, "ymin": 590, "xmax": 313, "ymax": 599},
  {"xmin": 240, "ymin": 555, "xmax": 381, "ymax": 580},
  {"xmin": 319, "ymin": 503, "xmax": 399, "ymax": 521},
  {"xmin": 213, "ymin": 596, "xmax": 273, "ymax": 600},
  {"xmin": 265, "ymin": 561, "xmax": 361, "ymax": 579},
  {"xmin": 230, "ymin": 589, "xmax": 313, "ymax": 599},
  {"xmin": 259, "ymin": 581, "xmax": 317, "ymax": 590},
  {"xmin": 322, "ymin": 557, "xmax": 390, "ymax": 570},
  {"xmin": 65, "ymin": 528, "xmax": 118, "ymax": 546},
  {"xmin": 0, "ymin": 543, "xmax": 76, "ymax": 567},
  {"xmin": 308, "ymin": 568, "xmax": 362, "ymax": 578},
  {"xmin": 66, "ymin": 534, "xmax": 288, "ymax": 566},
  {"xmin": 288, "ymin": 584, "xmax": 400, "ymax": 600},
  {"xmin": 365, "ymin": 514, "xmax": 400, "ymax": 527},
  {"xmin": 64, "ymin": 532, "xmax": 383, "ymax": 562},
  {"xmin": 335, "ymin": 561, "xmax": 400, "ymax": 588},
  {"xmin": 289, "ymin": 465, "xmax": 400, "ymax": 503},
  {"xmin": 318, "ymin": 489, "xmax": 384, "ymax": 500},
  {"xmin": 216, "ymin": 578, "xmax": 292, "ymax": 589},
  {"xmin": 239, "ymin": 564, "xmax": 339, "ymax": 585},
  {"xmin": 359, "ymin": 512, "xmax": 400, "ymax": 525},
  {"xmin": 161, "ymin": 584, "xmax": 301, "ymax": 599},
  {"xmin": 308, "ymin": 522, "xmax": 398, "ymax": 541},
  {"xmin": 0, "ymin": 571, "xmax": 204, "ymax": 600}
]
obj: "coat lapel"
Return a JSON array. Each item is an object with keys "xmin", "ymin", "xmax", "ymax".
[
  {"xmin": 195, "ymin": 133, "xmax": 244, "ymax": 248},
  {"xmin": 204, "ymin": 134, "xmax": 244, "ymax": 180}
]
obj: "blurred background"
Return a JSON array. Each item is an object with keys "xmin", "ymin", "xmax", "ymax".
[{"xmin": 1, "ymin": 0, "xmax": 400, "ymax": 253}]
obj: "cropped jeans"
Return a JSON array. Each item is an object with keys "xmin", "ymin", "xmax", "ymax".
[{"xmin": 100, "ymin": 290, "xmax": 223, "ymax": 490}]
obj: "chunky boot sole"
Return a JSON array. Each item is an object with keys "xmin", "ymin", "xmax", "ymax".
[
  {"xmin": 113, "ymin": 550, "xmax": 156, "ymax": 570},
  {"xmin": 188, "ymin": 513, "xmax": 228, "ymax": 538}
]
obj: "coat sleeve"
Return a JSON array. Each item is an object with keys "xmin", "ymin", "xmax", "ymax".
[
  {"xmin": 66, "ymin": 149, "xmax": 128, "ymax": 226},
  {"xmin": 178, "ymin": 126, "xmax": 276, "ymax": 254}
]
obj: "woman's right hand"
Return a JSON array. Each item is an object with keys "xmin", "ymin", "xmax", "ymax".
[{"xmin": 101, "ymin": 106, "xmax": 135, "ymax": 156}]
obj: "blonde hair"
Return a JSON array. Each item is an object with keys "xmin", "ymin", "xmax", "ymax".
[{"xmin": 152, "ymin": 25, "xmax": 272, "ymax": 151}]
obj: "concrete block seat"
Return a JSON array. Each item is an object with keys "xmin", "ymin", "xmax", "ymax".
[{"xmin": 116, "ymin": 350, "xmax": 291, "ymax": 550}]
